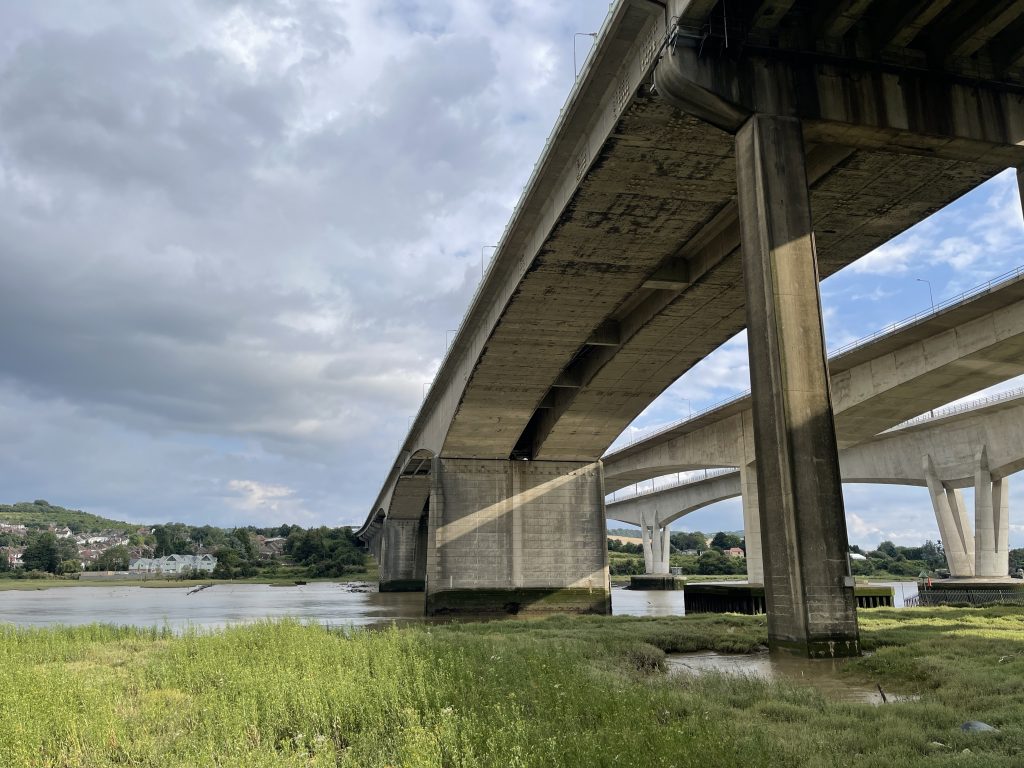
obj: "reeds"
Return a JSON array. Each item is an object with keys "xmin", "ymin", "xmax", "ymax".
[{"xmin": 0, "ymin": 609, "xmax": 1020, "ymax": 766}]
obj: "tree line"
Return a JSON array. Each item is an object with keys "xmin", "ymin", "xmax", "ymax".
[
  {"xmin": 607, "ymin": 531, "xmax": 748, "ymax": 576},
  {"xmin": 607, "ymin": 530, "xmax": 1024, "ymax": 578},
  {"xmin": 1, "ymin": 523, "xmax": 369, "ymax": 580}
]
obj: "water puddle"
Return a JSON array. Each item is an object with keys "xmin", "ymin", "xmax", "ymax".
[{"xmin": 667, "ymin": 651, "xmax": 918, "ymax": 705}]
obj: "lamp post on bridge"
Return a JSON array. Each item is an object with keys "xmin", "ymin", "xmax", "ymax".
[
  {"xmin": 916, "ymin": 279, "xmax": 936, "ymax": 415},
  {"xmin": 916, "ymin": 278, "xmax": 935, "ymax": 312},
  {"xmin": 481, "ymin": 246, "xmax": 497, "ymax": 279},
  {"xmin": 573, "ymin": 33, "xmax": 597, "ymax": 79}
]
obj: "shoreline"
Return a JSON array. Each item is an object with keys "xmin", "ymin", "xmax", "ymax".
[{"xmin": 0, "ymin": 572, "xmax": 377, "ymax": 591}]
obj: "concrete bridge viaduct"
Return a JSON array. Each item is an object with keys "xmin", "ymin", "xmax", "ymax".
[
  {"xmin": 370, "ymin": 271, "xmax": 1024, "ymax": 590},
  {"xmin": 359, "ymin": 0, "xmax": 1024, "ymax": 656},
  {"xmin": 600, "ymin": 271, "xmax": 1024, "ymax": 580},
  {"xmin": 607, "ymin": 390, "xmax": 1024, "ymax": 581}
]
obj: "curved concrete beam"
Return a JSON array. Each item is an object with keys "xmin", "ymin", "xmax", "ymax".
[{"xmin": 608, "ymin": 395, "xmax": 1024, "ymax": 526}]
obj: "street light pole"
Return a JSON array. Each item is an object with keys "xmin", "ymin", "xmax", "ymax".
[
  {"xmin": 916, "ymin": 278, "xmax": 935, "ymax": 311},
  {"xmin": 573, "ymin": 32, "xmax": 597, "ymax": 78},
  {"xmin": 481, "ymin": 245, "xmax": 497, "ymax": 279}
]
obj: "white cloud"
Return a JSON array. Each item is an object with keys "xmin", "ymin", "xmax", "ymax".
[
  {"xmin": 850, "ymin": 235, "xmax": 925, "ymax": 275},
  {"xmin": 847, "ymin": 512, "xmax": 883, "ymax": 541}
]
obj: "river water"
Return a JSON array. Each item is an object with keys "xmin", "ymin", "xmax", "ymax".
[{"xmin": 0, "ymin": 581, "xmax": 917, "ymax": 631}]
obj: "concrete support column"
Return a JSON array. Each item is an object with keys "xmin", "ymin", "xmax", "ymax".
[
  {"xmin": 736, "ymin": 113, "xmax": 859, "ymax": 657},
  {"xmin": 640, "ymin": 510, "xmax": 670, "ymax": 574},
  {"xmin": 649, "ymin": 514, "xmax": 662, "ymax": 573},
  {"xmin": 368, "ymin": 530, "xmax": 383, "ymax": 564},
  {"xmin": 924, "ymin": 455, "xmax": 974, "ymax": 577},
  {"xmin": 740, "ymin": 461, "xmax": 764, "ymax": 585},
  {"xmin": 640, "ymin": 511, "xmax": 655, "ymax": 573},
  {"xmin": 974, "ymin": 448, "xmax": 1010, "ymax": 579},
  {"xmin": 425, "ymin": 457, "xmax": 610, "ymax": 615},
  {"xmin": 378, "ymin": 517, "xmax": 428, "ymax": 591}
]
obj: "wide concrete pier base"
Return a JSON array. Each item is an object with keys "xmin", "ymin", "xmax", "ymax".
[
  {"xmin": 629, "ymin": 574, "xmax": 685, "ymax": 590},
  {"xmin": 425, "ymin": 458, "xmax": 610, "ymax": 616},
  {"xmin": 737, "ymin": 114, "xmax": 859, "ymax": 658}
]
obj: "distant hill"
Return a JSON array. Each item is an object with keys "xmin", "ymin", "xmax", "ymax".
[{"xmin": 0, "ymin": 501, "xmax": 136, "ymax": 533}]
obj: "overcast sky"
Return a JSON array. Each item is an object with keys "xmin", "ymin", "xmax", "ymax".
[{"xmin": 1, "ymin": 2, "xmax": 1022, "ymax": 548}]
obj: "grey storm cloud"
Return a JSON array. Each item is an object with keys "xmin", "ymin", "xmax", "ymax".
[{"xmin": 0, "ymin": 0, "xmax": 610, "ymax": 526}]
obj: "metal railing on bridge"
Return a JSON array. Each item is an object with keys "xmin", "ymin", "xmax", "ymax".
[
  {"xmin": 607, "ymin": 383, "xmax": 1024, "ymax": 506},
  {"xmin": 885, "ymin": 386, "xmax": 1024, "ymax": 432},
  {"xmin": 607, "ymin": 467, "xmax": 738, "ymax": 504}
]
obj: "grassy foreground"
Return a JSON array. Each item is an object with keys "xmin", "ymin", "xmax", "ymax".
[{"xmin": 0, "ymin": 608, "xmax": 1021, "ymax": 767}]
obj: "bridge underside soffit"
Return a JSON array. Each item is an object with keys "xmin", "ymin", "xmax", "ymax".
[
  {"xmin": 387, "ymin": 473, "xmax": 431, "ymax": 522},
  {"xmin": 675, "ymin": 0, "xmax": 1024, "ymax": 84},
  {"xmin": 442, "ymin": 93, "xmax": 1005, "ymax": 462}
]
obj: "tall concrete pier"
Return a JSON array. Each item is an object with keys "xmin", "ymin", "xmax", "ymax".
[{"xmin": 735, "ymin": 115, "xmax": 858, "ymax": 656}]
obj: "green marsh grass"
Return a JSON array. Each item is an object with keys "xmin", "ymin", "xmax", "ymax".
[{"xmin": 0, "ymin": 608, "xmax": 1021, "ymax": 766}]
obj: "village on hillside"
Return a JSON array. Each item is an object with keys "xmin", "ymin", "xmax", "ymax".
[
  {"xmin": 0, "ymin": 519, "xmax": 291, "ymax": 575},
  {"xmin": 0, "ymin": 501, "xmax": 365, "ymax": 580}
]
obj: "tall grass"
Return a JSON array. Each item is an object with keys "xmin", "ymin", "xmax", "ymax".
[{"xmin": 0, "ymin": 609, "xmax": 1021, "ymax": 766}]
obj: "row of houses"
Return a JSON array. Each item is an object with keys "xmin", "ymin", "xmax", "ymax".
[
  {"xmin": 50, "ymin": 526, "xmax": 131, "ymax": 548},
  {"xmin": 128, "ymin": 554, "xmax": 217, "ymax": 575}
]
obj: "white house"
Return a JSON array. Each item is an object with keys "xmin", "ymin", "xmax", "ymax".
[{"xmin": 128, "ymin": 554, "xmax": 217, "ymax": 575}]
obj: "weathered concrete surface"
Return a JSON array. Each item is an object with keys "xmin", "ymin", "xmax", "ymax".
[
  {"xmin": 424, "ymin": 458, "xmax": 609, "ymax": 616},
  {"xmin": 840, "ymin": 397, "xmax": 1024, "ymax": 485},
  {"xmin": 737, "ymin": 113, "xmax": 858, "ymax": 657},
  {"xmin": 629, "ymin": 574, "xmax": 684, "ymax": 590},
  {"xmin": 640, "ymin": 508, "xmax": 672, "ymax": 574},
  {"xmin": 740, "ymin": 461, "xmax": 763, "ymax": 584},
  {"xmin": 655, "ymin": 43, "xmax": 1024, "ymax": 165},
  {"xmin": 975, "ymin": 447, "xmax": 1010, "ymax": 579},
  {"xmin": 925, "ymin": 455, "xmax": 974, "ymax": 577},
  {"xmin": 378, "ymin": 518, "xmax": 427, "ymax": 592},
  {"xmin": 603, "ymin": 276, "xmax": 1024, "ymax": 491}
]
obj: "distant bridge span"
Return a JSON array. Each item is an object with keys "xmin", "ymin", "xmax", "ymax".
[
  {"xmin": 602, "ymin": 270, "xmax": 1024, "ymax": 490},
  {"xmin": 607, "ymin": 391, "xmax": 1024, "ymax": 580}
]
